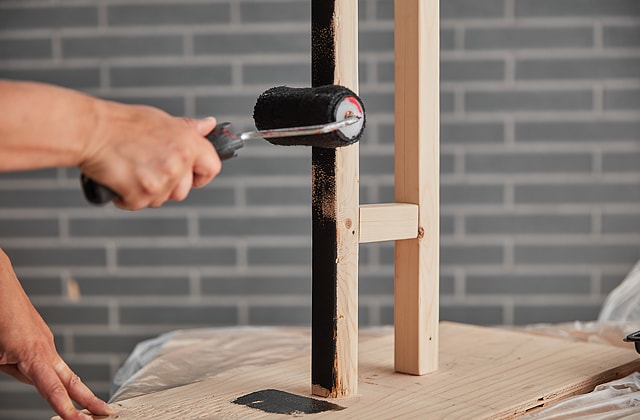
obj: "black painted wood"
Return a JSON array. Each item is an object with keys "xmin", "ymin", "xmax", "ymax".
[{"xmin": 311, "ymin": 0, "xmax": 339, "ymax": 396}]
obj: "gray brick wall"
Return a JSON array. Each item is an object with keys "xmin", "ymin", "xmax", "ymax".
[{"xmin": 1, "ymin": 0, "xmax": 640, "ymax": 418}]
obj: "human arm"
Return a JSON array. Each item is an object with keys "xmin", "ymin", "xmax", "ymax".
[
  {"xmin": 0, "ymin": 249, "xmax": 115, "ymax": 420},
  {"xmin": 0, "ymin": 79, "xmax": 220, "ymax": 210}
]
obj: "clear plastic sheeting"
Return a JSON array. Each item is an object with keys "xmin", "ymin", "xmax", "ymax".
[
  {"xmin": 600, "ymin": 259, "xmax": 640, "ymax": 323},
  {"xmin": 109, "ymin": 327, "xmax": 313, "ymax": 402},
  {"xmin": 522, "ymin": 372, "xmax": 640, "ymax": 420}
]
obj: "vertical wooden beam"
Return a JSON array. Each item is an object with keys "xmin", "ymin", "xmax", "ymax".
[
  {"xmin": 311, "ymin": 1, "xmax": 359, "ymax": 398},
  {"xmin": 394, "ymin": 0, "xmax": 440, "ymax": 375}
]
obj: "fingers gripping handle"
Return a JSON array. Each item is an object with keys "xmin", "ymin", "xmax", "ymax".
[{"xmin": 81, "ymin": 122, "xmax": 244, "ymax": 205}]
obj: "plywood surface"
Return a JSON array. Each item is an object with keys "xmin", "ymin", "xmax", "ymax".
[{"xmin": 72, "ymin": 322, "xmax": 640, "ymax": 419}]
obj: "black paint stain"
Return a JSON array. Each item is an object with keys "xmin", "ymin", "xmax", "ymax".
[{"xmin": 232, "ymin": 389, "xmax": 345, "ymax": 415}]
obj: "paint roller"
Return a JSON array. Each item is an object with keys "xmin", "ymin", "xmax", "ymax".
[{"xmin": 82, "ymin": 85, "xmax": 366, "ymax": 205}]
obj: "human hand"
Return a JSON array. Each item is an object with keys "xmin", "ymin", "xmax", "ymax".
[
  {"xmin": 79, "ymin": 101, "xmax": 221, "ymax": 210},
  {"xmin": 0, "ymin": 250, "xmax": 115, "ymax": 419}
]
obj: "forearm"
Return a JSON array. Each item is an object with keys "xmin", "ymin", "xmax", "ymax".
[{"xmin": 0, "ymin": 79, "xmax": 99, "ymax": 171}]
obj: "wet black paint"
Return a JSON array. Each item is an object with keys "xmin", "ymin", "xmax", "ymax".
[{"xmin": 232, "ymin": 389, "xmax": 345, "ymax": 415}]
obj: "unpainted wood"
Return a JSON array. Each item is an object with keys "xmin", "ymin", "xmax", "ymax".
[
  {"xmin": 72, "ymin": 323, "xmax": 640, "ymax": 420},
  {"xmin": 393, "ymin": 0, "xmax": 440, "ymax": 375},
  {"xmin": 359, "ymin": 203, "xmax": 419, "ymax": 243}
]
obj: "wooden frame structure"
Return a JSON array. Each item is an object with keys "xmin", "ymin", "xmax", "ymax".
[{"xmin": 310, "ymin": 0, "xmax": 439, "ymax": 397}]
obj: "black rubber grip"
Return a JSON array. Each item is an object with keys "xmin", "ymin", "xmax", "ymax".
[{"xmin": 81, "ymin": 122, "xmax": 243, "ymax": 205}]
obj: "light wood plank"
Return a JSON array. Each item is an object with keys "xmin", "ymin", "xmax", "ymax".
[
  {"xmin": 310, "ymin": 0, "xmax": 359, "ymax": 398},
  {"xmin": 69, "ymin": 323, "xmax": 640, "ymax": 419},
  {"xmin": 394, "ymin": 0, "xmax": 440, "ymax": 375},
  {"xmin": 359, "ymin": 203, "xmax": 419, "ymax": 243}
]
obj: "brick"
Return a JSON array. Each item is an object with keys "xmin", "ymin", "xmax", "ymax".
[
  {"xmin": 248, "ymin": 246, "xmax": 311, "ymax": 265},
  {"xmin": 516, "ymin": 0, "xmax": 640, "ymax": 18},
  {"xmin": 602, "ymin": 152, "xmax": 640, "ymax": 173},
  {"xmin": 102, "ymin": 95, "xmax": 186, "ymax": 116},
  {"xmin": 241, "ymin": 1, "xmax": 310, "ymax": 22},
  {"xmin": 515, "ymin": 120, "xmax": 640, "ymax": 142},
  {"xmin": 0, "ymin": 189, "xmax": 88, "ymax": 208},
  {"xmin": 74, "ymin": 333, "xmax": 158, "ymax": 354},
  {"xmin": 467, "ymin": 274, "xmax": 591, "ymax": 294},
  {"xmin": 36, "ymin": 304, "xmax": 109, "ymax": 325},
  {"xmin": 0, "ymin": 68, "xmax": 100, "ymax": 89},
  {"xmin": 440, "ymin": 274, "xmax": 455, "ymax": 295},
  {"xmin": 110, "ymin": 65, "xmax": 232, "ymax": 88},
  {"xmin": 375, "ymin": 0, "xmax": 394, "ymax": 19},
  {"xmin": 117, "ymin": 246, "xmax": 236, "ymax": 267},
  {"xmin": 246, "ymin": 186, "xmax": 311, "ymax": 206},
  {"xmin": 219, "ymin": 156, "xmax": 311, "ymax": 177},
  {"xmin": 356, "ymin": 91, "xmax": 394, "ymax": 113},
  {"xmin": 166, "ymin": 184, "xmax": 236, "ymax": 207},
  {"xmin": 360, "ymin": 28, "xmax": 393, "ymax": 52},
  {"xmin": 442, "ymin": 59, "xmax": 505, "ymax": 82},
  {"xmin": 249, "ymin": 306, "xmax": 310, "ymax": 325},
  {"xmin": 465, "ymin": 152, "xmax": 592, "ymax": 174},
  {"xmin": 195, "ymin": 93, "xmax": 261, "ymax": 118},
  {"xmin": 108, "ymin": 3, "xmax": 230, "ymax": 26},
  {"xmin": 466, "ymin": 213, "xmax": 591, "ymax": 235},
  {"xmin": 0, "ymin": 6, "xmax": 97, "ymax": 29},
  {"xmin": 4, "ymin": 247, "xmax": 106, "ymax": 267},
  {"xmin": 67, "ymin": 361, "xmax": 112, "ymax": 382},
  {"xmin": 74, "ymin": 276, "xmax": 190, "ymax": 296},
  {"xmin": 0, "ymin": 168, "xmax": 57, "ymax": 180},
  {"xmin": 441, "ymin": 244, "xmax": 504, "ymax": 265},
  {"xmin": 441, "ymin": 153, "xmax": 455, "ymax": 174},
  {"xmin": 441, "ymin": 122, "xmax": 504, "ymax": 144},
  {"xmin": 441, "ymin": 305, "xmax": 504, "ymax": 325},
  {"xmin": 441, "ymin": 91, "xmax": 455, "ymax": 113},
  {"xmin": 194, "ymin": 32, "xmax": 310, "ymax": 55},
  {"xmin": 515, "ymin": 244, "xmax": 638, "ymax": 264},
  {"xmin": 0, "ymin": 218, "xmax": 58, "ymax": 237},
  {"xmin": 361, "ymin": 154, "xmax": 393, "ymax": 175},
  {"xmin": 202, "ymin": 275, "xmax": 311, "ymax": 295},
  {"xmin": 243, "ymin": 63, "xmax": 311, "ymax": 85},
  {"xmin": 516, "ymin": 57, "xmax": 640, "ymax": 80},
  {"xmin": 465, "ymin": 27, "xmax": 593, "ymax": 50},
  {"xmin": 0, "ymin": 388, "xmax": 51, "ymax": 410},
  {"xmin": 442, "ymin": 0, "xmax": 504, "ymax": 19},
  {"xmin": 465, "ymin": 90, "xmax": 593, "ymax": 112},
  {"xmin": 515, "ymin": 183, "xmax": 640, "ymax": 204},
  {"xmin": 442, "ymin": 184, "xmax": 504, "ymax": 205},
  {"xmin": 602, "ymin": 273, "xmax": 625, "ymax": 295},
  {"xmin": 602, "ymin": 213, "xmax": 640, "ymax": 233},
  {"xmin": 200, "ymin": 216, "xmax": 310, "ymax": 236},
  {"xmin": 359, "ymin": 273, "xmax": 393, "ymax": 295},
  {"xmin": 604, "ymin": 25, "xmax": 640, "ymax": 47},
  {"xmin": 514, "ymin": 305, "xmax": 601, "ymax": 324},
  {"xmin": 62, "ymin": 35, "xmax": 183, "ymax": 58},
  {"xmin": 19, "ymin": 276, "xmax": 62, "ymax": 296},
  {"xmin": 120, "ymin": 305, "xmax": 237, "ymax": 325},
  {"xmin": 0, "ymin": 38, "xmax": 52, "ymax": 60},
  {"xmin": 441, "ymin": 28, "xmax": 455, "ymax": 51},
  {"xmin": 70, "ymin": 217, "xmax": 188, "ymax": 237},
  {"xmin": 604, "ymin": 88, "xmax": 640, "ymax": 110},
  {"xmin": 441, "ymin": 214, "xmax": 455, "ymax": 235}
]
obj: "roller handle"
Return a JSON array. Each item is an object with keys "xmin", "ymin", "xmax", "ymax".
[{"xmin": 81, "ymin": 122, "xmax": 244, "ymax": 205}]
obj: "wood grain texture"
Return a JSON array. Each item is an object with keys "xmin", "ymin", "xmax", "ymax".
[
  {"xmin": 310, "ymin": 0, "xmax": 359, "ymax": 398},
  {"xmin": 394, "ymin": 0, "xmax": 440, "ymax": 375},
  {"xmin": 359, "ymin": 203, "xmax": 419, "ymax": 243},
  {"xmin": 65, "ymin": 323, "xmax": 640, "ymax": 419}
]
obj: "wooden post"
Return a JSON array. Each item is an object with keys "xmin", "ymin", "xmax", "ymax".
[
  {"xmin": 311, "ymin": 1, "xmax": 359, "ymax": 398},
  {"xmin": 394, "ymin": 0, "xmax": 440, "ymax": 375}
]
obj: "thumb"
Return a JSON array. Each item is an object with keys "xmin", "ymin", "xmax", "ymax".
[{"xmin": 181, "ymin": 116, "xmax": 217, "ymax": 136}]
